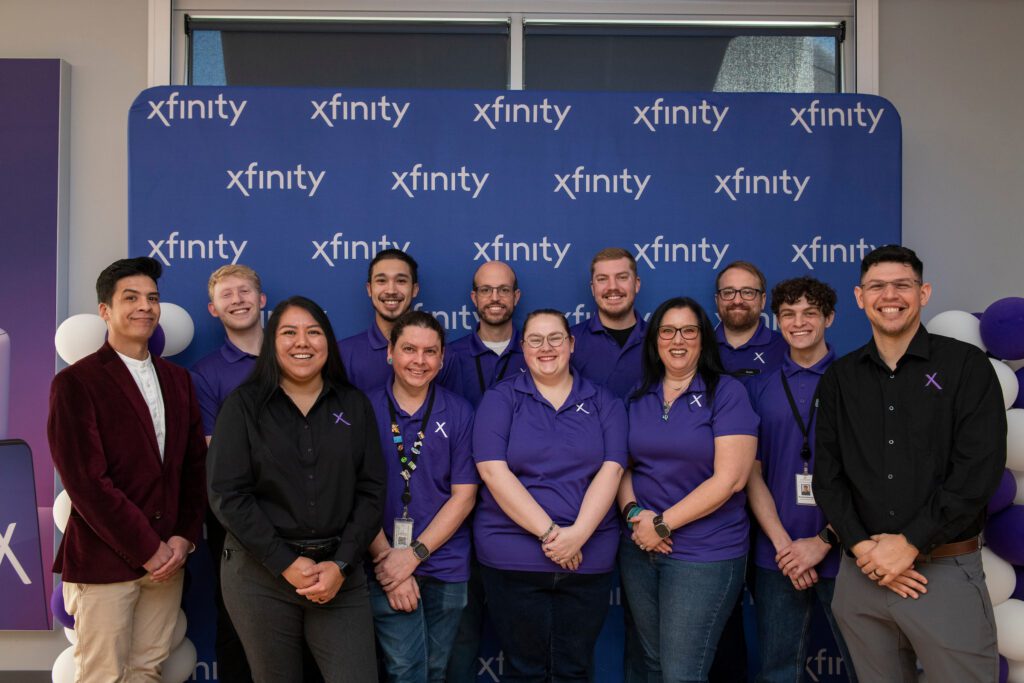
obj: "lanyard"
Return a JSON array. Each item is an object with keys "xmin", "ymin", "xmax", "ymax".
[
  {"xmin": 386, "ymin": 384, "xmax": 437, "ymax": 516},
  {"xmin": 474, "ymin": 352, "xmax": 512, "ymax": 395},
  {"xmin": 780, "ymin": 373, "xmax": 817, "ymax": 471}
]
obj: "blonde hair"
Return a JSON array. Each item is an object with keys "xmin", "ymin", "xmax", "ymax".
[
  {"xmin": 207, "ymin": 264, "xmax": 261, "ymax": 301},
  {"xmin": 590, "ymin": 247, "xmax": 637, "ymax": 278}
]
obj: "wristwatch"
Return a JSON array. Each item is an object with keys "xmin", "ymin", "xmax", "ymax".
[
  {"xmin": 817, "ymin": 527, "xmax": 839, "ymax": 547},
  {"xmin": 652, "ymin": 514, "xmax": 672, "ymax": 539},
  {"xmin": 334, "ymin": 560, "xmax": 354, "ymax": 578},
  {"xmin": 411, "ymin": 540, "xmax": 431, "ymax": 561}
]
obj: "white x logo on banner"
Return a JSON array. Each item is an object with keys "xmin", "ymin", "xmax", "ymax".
[{"xmin": 0, "ymin": 523, "xmax": 32, "ymax": 585}]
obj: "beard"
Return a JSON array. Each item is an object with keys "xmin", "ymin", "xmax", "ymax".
[
  {"xmin": 720, "ymin": 304, "xmax": 761, "ymax": 332},
  {"xmin": 477, "ymin": 302, "xmax": 513, "ymax": 326}
]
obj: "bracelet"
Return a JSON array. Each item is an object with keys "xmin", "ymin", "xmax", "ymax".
[
  {"xmin": 621, "ymin": 500, "xmax": 637, "ymax": 520},
  {"xmin": 538, "ymin": 522, "xmax": 557, "ymax": 543},
  {"xmin": 625, "ymin": 505, "xmax": 643, "ymax": 524}
]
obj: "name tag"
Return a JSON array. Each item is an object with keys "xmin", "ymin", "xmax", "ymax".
[
  {"xmin": 796, "ymin": 473, "xmax": 816, "ymax": 506},
  {"xmin": 393, "ymin": 517, "xmax": 414, "ymax": 548}
]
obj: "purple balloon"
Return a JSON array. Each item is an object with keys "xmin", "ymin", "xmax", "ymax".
[
  {"xmin": 148, "ymin": 325, "xmax": 166, "ymax": 357},
  {"xmin": 980, "ymin": 297, "xmax": 1024, "ymax": 361},
  {"xmin": 973, "ymin": 312, "xmax": 984, "ymax": 320},
  {"xmin": 987, "ymin": 505, "xmax": 1024, "ymax": 565},
  {"xmin": 1014, "ymin": 368, "xmax": 1024, "ymax": 410},
  {"xmin": 50, "ymin": 583, "xmax": 74, "ymax": 629},
  {"xmin": 989, "ymin": 469, "xmax": 1018, "ymax": 515},
  {"xmin": 1012, "ymin": 566, "xmax": 1024, "ymax": 602},
  {"xmin": 1001, "ymin": 655, "xmax": 1009, "ymax": 683}
]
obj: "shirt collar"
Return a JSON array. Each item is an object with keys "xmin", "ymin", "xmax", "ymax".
[
  {"xmin": 646, "ymin": 373, "xmax": 708, "ymax": 396},
  {"xmin": 513, "ymin": 367, "xmax": 596, "ymax": 409},
  {"xmin": 220, "ymin": 336, "xmax": 256, "ymax": 363},
  {"xmin": 859, "ymin": 324, "xmax": 931, "ymax": 368},
  {"xmin": 715, "ymin": 318, "xmax": 772, "ymax": 350},
  {"xmin": 368, "ymin": 322, "xmax": 389, "ymax": 350},
  {"xmin": 383, "ymin": 379, "xmax": 447, "ymax": 420},
  {"xmin": 585, "ymin": 311, "xmax": 646, "ymax": 345},
  {"xmin": 782, "ymin": 344, "xmax": 836, "ymax": 377},
  {"xmin": 469, "ymin": 325, "xmax": 522, "ymax": 358}
]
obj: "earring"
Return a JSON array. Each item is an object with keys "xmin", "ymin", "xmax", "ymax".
[{"xmin": 387, "ymin": 357, "xmax": 393, "ymax": 365}]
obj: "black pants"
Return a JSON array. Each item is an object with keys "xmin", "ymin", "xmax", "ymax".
[{"xmin": 221, "ymin": 536, "xmax": 377, "ymax": 683}]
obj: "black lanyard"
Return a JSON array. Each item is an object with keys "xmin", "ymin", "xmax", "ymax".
[
  {"xmin": 780, "ymin": 373, "xmax": 817, "ymax": 469},
  {"xmin": 386, "ymin": 385, "xmax": 437, "ymax": 514},
  {"xmin": 474, "ymin": 352, "xmax": 512, "ymax": 395}
]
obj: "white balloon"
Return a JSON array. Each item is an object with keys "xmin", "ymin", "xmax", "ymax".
[
  {"xmin": 54, "ymin": 314, "xmax": 107, "ymax": 365},
  {"xmin": 63, "ymin": 627, "xmax": 77, "ymax": 645},
  {"xmin": 1009, "ymin": 658, "xmax": 1024, "ymax": 683},
  {"xmin": 171, "ymin": 609, "xmax": 187, "ymax": 648},
  {"xmin": 158, "ymin": 303, "xmax": 195, "ymax": 357},
  {"xmin": 1008, "ymin": 409, "xmax": 1024, "ymax": 473},
  {"xmin": 162, "ymin": 637, "xmax": 197, "ymax": 683},
  {"xmin": 995, "ymin": 599, "xmax": 1024, "ymax": 660},
  {"xmin": 1009, "ymin": 358, "xmax": 1024, "ymax": 373},
  {"xmin": 982, "ymin": 547, "xmax": 1016, "ymax": 606},
  {"xmin": 993, "ymin": 360, "xmax": 1021, "ymax": 410},
  {"xmin": 927, "ymin": 310, "xmax": 986, "ymax": 351},
  {"xmin": 53, "ymin": 489, "xmax": 72, "ymax": 534},
  {"xmin": 51, "ymin": 645, "xmax": 75, "ymax": 683},
  {"xmin": 1013, "ymin": 471, "xmax": 1024, "ymax": 506}
]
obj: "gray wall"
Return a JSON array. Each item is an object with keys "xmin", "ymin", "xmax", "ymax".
[{"xmin": 880, "ymin": 0, "xmax": 1024, "ymax": 316}]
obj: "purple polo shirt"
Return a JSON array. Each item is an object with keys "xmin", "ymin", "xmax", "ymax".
[
  {"xmin": 570, "ymin": 313, "xmax": 648, "ymax": 399},
  {"xmin": 715, "ymin": 319, "xmax": 788, "ymax": 393},
  {"xmin": 473, "ymin": 370, "xmax": 628, "ymax": 573},
  {"xmin": 751, "ymin": 349, "xmax": 840, "ymax": 578},
  {"xmin": 368, "ymin": 381, "xmax": 478, "ymax": 582},
  {"xmin": 339, "ymin": 323, "xmax": 391, "ymax": 394},
  {"xmin": 190, "ymin": 337, "xmax": 257, "ymax": 435},
  {"xmin": 442, "ymin": 326, "xmax": 528, "ymax": 408},
  {"xmin": 627, "ymin": 374, "xmax": 759, "ymax": 562}
]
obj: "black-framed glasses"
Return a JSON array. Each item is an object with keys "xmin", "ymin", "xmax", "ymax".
[
  {"xmin": 859, "ymin": 279, "xmax": 922, "ymax": 295},
  {"xmin": 474, "ymin": 285, "xmax": 516, "ymax": 298},
  {"xmin": 657, "ymin": 325, "xmax": 701, "ymax": 341},
  {"xmin": 716, "ymin": 287, "xmax": 763, "ymax": 301},
  {"xmin": 524, "ymin": 333, "xmax": 569, "ymax": 348}
]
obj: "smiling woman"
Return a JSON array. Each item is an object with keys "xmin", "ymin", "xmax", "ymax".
[{"xmin": 207, "ymin": 295, "xmax": 386, "ymax": 682}]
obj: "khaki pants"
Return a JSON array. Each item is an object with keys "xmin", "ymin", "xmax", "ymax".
[{"xmin": 63, "ymin": 572, "xmax": 184, "ymax": 682}]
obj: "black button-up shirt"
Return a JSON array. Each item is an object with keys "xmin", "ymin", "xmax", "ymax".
[
  {"xmin": 208, "ymin": 379, "xmax": 385, "ymax": 574},
  {"xmin": 814, "ymin": 325, "xmax": 1006, "ymax": 554}
]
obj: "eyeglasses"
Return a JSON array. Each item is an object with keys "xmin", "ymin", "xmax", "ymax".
[
  {"xmin": 657, "ymin": 325, "xmax": 701, "ymax": 341},
  {"xmin": 524, "ymin": 333, "xmax": 569, "ymax": 348},
  {"xmin": 474, "ymin": 285, "xmax": 516, "ymax": 298},
  {"xmin": 859, "ymin": 279, "xmax": 921, "ymax": 295},
  {"xmin": 716, "ymin": 287, "xmax": 763, "ymax": 301}
]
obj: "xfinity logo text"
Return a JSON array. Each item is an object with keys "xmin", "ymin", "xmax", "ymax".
[
  {"xmin": 391, "ymin": 164, "xmax": 489, "ymax": 199},
  {"xmin": 311, "ymin": 93, "xmax": 409, "ymax": 128},
  {"xmin": 473, "ymin": 96, "xmax": 571, "ymax": 131},
  {"xmin": 146, "ymin": 91, "xmax": 246, "ymax": 127},
  {"xmin": 227, "ymin": 163, "xmax": 325, "ymax": 198},
  {"xmin": 473, "ymin": 234, "xmax": 570, "ymax": 269},
  {"xmin": 634, "ymin": 98, "xmax": 729, "ymax": 132},
  {"xmin": 148, "ymin": 231, "xmax": 247, "ymax": 266},
  {"xmin": 792, "ymin": 236, "xmax": 875, "ymax": 269},
  {"xmin": 312, "ymin": 233, "xmax": 411, "ymax": 267},
  {"xmin": 804, "ymin": 648, "xmax": 849, "ymax": 682},
  {"xmin": 0, "ymin": 523, "xmax": 31, "ymax": 585},
  {"xmin": 633, "ymin": 236, "xmax": 730, "ymax": 270},
  {"xmin": 715, "ymin": 167, "xmax": 810, "ymax": 202},
  {"xmin": 790, "ymin": 99, "xmax": 885, "ymax": 134},
  {"xmin": 554, "ymin": 167, "xmax": 651, "ymax": 201}
]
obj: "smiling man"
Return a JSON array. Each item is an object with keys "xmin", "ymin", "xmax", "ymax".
[
  {"xmin": 190, "ymin": 264, "xmax": 266, "ymax": 682},
  {"xmin": 714, "ymin": 261, "xmax": 788, "ymax": 391},
  {"xmin": 339, "ymin": 249, "xmax": 420, "ymax": 393},
  {"xmin": 814, "ymin": 245, "xmax": 1006, "ymax": 682},
  {"xmin": 48, "ymin": 257, "xmax": 206, "ymax": 681}
]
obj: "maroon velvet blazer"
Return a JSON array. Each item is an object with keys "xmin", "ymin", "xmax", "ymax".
[{"xmin": 47, "ymin": 342, "xmax": 207, "ymax": 583}]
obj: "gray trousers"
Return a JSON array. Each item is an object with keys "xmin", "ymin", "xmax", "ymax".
[
  {"xmin": 831, "ymin": 551, "xmax": 998, "ymax": 683},
  {"xmin": 221, "ymin": 536, "xmax": 378, "ymax": 683}
]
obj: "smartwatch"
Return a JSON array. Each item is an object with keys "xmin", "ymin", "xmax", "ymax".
[
  {"xmin": 652, "ymin": 514, "xmax": 672, "ymax": 539},
  {"xmin": 334, "ymin": 560, "xmax": 354, "ymax": 578},
  {"xmin": 411, "ymin": 540, "xmax": 431, "ymax": 561},
  {"xmin": 817, "ymin": 527, "xmax": 839, "ymax": 547}
]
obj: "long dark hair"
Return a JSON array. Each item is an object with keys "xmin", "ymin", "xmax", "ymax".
[
  {"xmin": 631, "ymin": 297, "xmax": 725, "ymax": 403},
  {"xmin": 243, "ymin": 296, "xmax": 349, "ymax": 402}
]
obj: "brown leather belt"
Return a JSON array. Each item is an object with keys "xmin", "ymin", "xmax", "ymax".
[{"xmin": 916, "ymin": 537, "xmax": 980, "ymax": 562}]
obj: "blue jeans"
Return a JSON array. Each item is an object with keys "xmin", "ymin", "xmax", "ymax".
[
  {"xmin": 618, "ymin": 539, "xmax": 745, "ymax": 683},
  {"xmin": 370, "ymin": 577, "xmax": 467, "ymax": 683},
  {"xmin": 480, "ymin": 565, "xmax": 613, "ymax": 682},
  {"xmin": 754, "ymin": 567, "xmax": 857, "ymax": 683}
]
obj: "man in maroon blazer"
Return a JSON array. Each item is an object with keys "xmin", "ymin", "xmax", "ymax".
[{"xmin": 48, "ymin": 257, "xmax": 207, "ymax": 681}]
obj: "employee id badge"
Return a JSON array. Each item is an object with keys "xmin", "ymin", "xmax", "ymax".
[
  {"xmin": 393, "ymin": 517, "xmax": 414, "ymax": 548},
  {"xmin": 796, "ymin": 473, "xmax": 816, "ymax": 506}
]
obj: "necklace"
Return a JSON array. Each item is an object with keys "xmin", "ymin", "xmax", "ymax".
[{"xmin": 661, "ymin": 379, "xmax": 689, "ymax": 421}]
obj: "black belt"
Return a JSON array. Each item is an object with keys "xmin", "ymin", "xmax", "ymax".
[{"xmin": 283, "ymin": 536, "xmax": 341, "ymax": 562}]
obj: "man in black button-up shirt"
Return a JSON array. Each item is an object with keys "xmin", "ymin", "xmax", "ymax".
[{"xmin": 814, "ymin": 245, "xmax": 1005, "ymax": 682}]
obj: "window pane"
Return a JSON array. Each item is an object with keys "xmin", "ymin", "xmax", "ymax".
[
  {"xmin": 524, "ymin": 26, "xmax": 840, "ymax": 93},
  {"xmin": 187, "ymin": 21, "xmax": 509, "ymax": 88}
]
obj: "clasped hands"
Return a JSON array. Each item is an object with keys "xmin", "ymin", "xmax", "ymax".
[
  {"xmin": 541, "ymin": 524, "xmax": 584, "ymax": 570},
  {"xmin": 628, "ymin": 510, "xmax": 672, "ymax": 555},
  {"xmin": 373, "ymin": 546, "xmax": 421, "ymax": 613},
  {"xmin": 143, "ymin": 535, "xmax": 192, "ymax": 582},
  {"xmin": 282, "ymin": 556, "xmax": 345, "ymax": 605},
  {"xmin": 853, "ymin": 533, "xmax": 928, "ymax": 599}
]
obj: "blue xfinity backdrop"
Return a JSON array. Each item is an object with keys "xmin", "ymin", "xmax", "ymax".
[{"xmin": 129, "ymin": 87, "xmax": 900, "ymax": 682}]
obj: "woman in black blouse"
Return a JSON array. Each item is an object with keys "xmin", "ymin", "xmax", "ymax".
[{"xmin": 208, "ymin": 296, "xmax": 385, "ymax": 682}]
